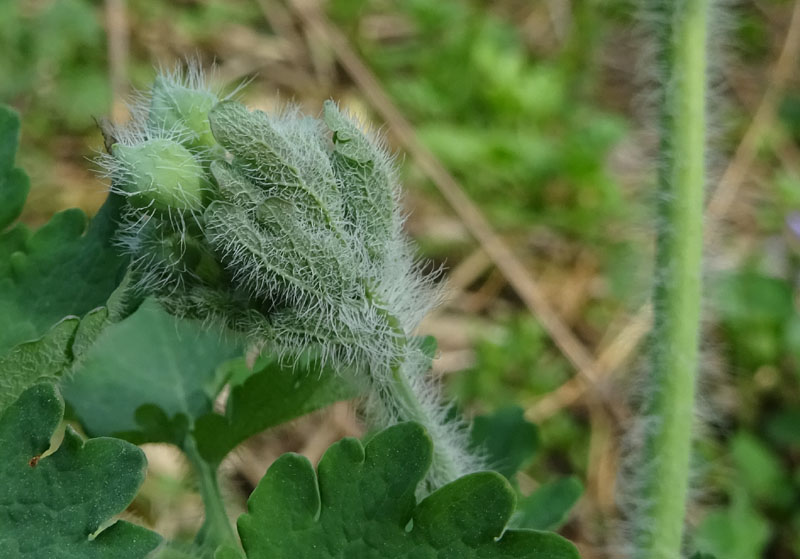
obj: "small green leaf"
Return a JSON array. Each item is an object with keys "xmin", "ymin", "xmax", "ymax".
[
  {"xmin": 238, "ymin": 422, "xmax": 579, "ymax": 558},
  {"xmin": 731, "ymin": 431, "xmax": 790, "ymax": 507},
  {"xmin": 0, "ymin": 194, "xmax": 127, "ymax": 355},
  {"xmin": 0, "ymin": 383, "xmax": 161, "ymax": 558},
  {"xmin": 470, "ymin": 405, "xmax": 540, "ymax": 479},
  {"xmin": 510, "ymin": 477, "xmax": 583, "ymax": 531},
  {"xmin": 63, "ymin": 299, "xmax": 243, "ymax": 444},
  {"xmin": 693, "ymin": 488, "xmax": 771, "ymax": 559},
  {"xmin": 194, "ymin": 353, "xmax": 361, "ymax": 465}
]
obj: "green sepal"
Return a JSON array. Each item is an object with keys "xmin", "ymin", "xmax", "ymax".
[
  {"xmin": 149, "ymin": 75, "xmax": 219, "ymax": 151},
  {"xmin": 113, "ymin": 138, "xmax": 206, "ymax": 212}
]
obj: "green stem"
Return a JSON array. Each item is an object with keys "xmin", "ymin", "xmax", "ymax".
[
  {"xmin": 364, "ymin": 283, "xmax": 464, "ymax": 486},
  {"xmin": 387, "ymin": 355, "xmax": 463, "ymax": 484},
  {"xmin": 633, "ymin": 2, "xmax": 708, "ymax": 558},
  {"xmin": 183, "ymin": 435, "xmax": 238, "ymax": 551}
]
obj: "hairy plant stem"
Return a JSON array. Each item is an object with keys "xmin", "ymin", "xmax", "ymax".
[
  {"xmin": 633, "ymin": 1, "xmax": 708, "ymax": 558},
  {"xmin": 388, "ymin": 354, "xmax": 462, "ymax": 482},
  {"xmin": 365, "ymin": 285, "xmax": 463, "ymax": 486},
  {"xmin": 183, "ymin": 435, "xmax": 238, "ymax": 551}
]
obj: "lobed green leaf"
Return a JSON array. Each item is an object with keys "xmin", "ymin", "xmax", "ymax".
[
  {"xmin": 238, "ymin": 422, "xmax": 580, "ymax": 558},
  {"xmin": 0, "ymin": 195, "xmax": 127, "ymax": 355},
  {"xmin": 0, "ymin": 104, "xmax": 127, "ymax": 356},
  {"xmin": 470, "ymin": 405, "xmax": 540, "ymax": 480},
  {"xmin": 62, "ymin": 299, "xmax": 243, "ymax": 444},
  {"xmin": 0, "ymin": 383, "xmax": 161, "ymax": 558},
  {"xmin": 0, "ymin": 317, "xmax": 78, "ymax": 415}
]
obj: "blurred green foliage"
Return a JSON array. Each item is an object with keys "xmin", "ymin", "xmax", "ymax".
[
  {"xmin": 0, "ymin": 0, "xmax": 110, "ymax": 132},
  {"xmin": 451, "ymin": 314, "xmax": 589, "ymax": 494},
  {"xmin": 330, "ymin": 0, "xmax": 629, "ymax": 237},
  {"xmin": 453, "ymin": 315, "xmax": 570, "ymax": 408}
]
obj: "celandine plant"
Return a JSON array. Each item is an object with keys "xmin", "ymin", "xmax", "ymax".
[
  {"xmin": 0, "ymin": 70, "xmax": 582, "ymax": 558},
  {"xmin": 0, "ymin": 0, "xmax": 717, "ymax": 547},
  {"xmin": 99, "ymin": 66, "xmax": 477, "ymax": 489}
]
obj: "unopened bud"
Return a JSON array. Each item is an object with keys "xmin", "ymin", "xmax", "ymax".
[
  {"xmin": 112, "ymin": 138, "xmax": 205, "ymax": 212},
  {"xmin": 149, "ymin": 75, "xmax": 218, "ymax": 151}
]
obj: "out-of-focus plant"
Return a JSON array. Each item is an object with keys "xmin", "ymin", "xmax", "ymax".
[{"xmin": 329, "ymin": 0, "xmax": 629, "ymax": 237}]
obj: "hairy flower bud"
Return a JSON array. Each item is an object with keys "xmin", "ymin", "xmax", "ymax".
[
  {"xmin": 149, "ymin": 74, "xmax": 219, "ymax": 151},
  {"xmin": 99, "ymin": 65, "xmax": 479, "ymax": 490},
  {"xmin": 323, "ymin": 100, "xmax": 397, "ymax": 262},
  {"xmin": 112, "ymin": 138, "xmax": 206, "ymax": 212}
]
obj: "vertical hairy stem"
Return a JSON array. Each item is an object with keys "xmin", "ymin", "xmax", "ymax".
[
  {"xmin": 633, "ymin": 1, "xmax": 709, "ymax": 558},
  {"xmin": 184, "ymin": 436, "xmax": 238, "ymax": 551}
]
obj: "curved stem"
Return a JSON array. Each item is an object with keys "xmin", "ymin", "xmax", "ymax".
[
  {"xmin": 183, "ymin": 435, "xmax": 239, "ymax": 551},
  {"xmin": 364, "ymin": 284, "xmax": 466, "ymax": 487},
  {"xmin": 386, "ymin": 353, "xmax": 463, "ymax": 484},
  {"xmin": 632, "ymin": 1, "xmax": 708, "ymax": 558}
]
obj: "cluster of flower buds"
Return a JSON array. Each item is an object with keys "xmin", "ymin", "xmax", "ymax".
[{"xmin": 99, "ymin": 67, "xmax": 477, "ymax": 488}]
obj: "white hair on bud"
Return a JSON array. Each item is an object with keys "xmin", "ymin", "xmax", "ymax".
[{"xmin": 97, "ymin": 63, "xmax": 482, "ymax": 489}]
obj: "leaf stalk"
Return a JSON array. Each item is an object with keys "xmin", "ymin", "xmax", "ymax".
[{"xmin": 184, "ymin": 435, "xmax": 239, "ymax": 552}]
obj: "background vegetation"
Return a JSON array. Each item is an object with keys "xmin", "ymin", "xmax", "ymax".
[{"xmin": 2, "ymin": 0, "xmax": 799, "ymax": 557}]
